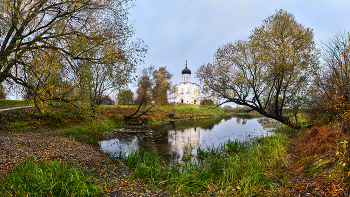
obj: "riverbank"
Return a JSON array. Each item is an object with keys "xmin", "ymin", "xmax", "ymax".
[
  {"xmin": 0, "ymin": 105, "xmax": 349, "ymax": 196},
  {"xmin": 0, "ymin": 104, "xmax": 227, "ymax": 196},
  {"xmin": 0, "ymin": 130, "xmax": 168, "ymax": 196},
  {"xmin": 1, "ymin": 125, "xmax": 348, "ymax": 196}
]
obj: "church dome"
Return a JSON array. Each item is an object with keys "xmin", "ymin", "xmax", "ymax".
[{"xmin": 182, "ymin": 65, "xmax": 191, "ymax": 75}]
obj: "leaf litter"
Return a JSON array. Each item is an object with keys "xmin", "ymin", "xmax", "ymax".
[{"xmin": 0, "ymin": 129, "xmax": 168, "ymax": 196}]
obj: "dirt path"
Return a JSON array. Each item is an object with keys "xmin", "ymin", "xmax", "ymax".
[
  {"xmin": 282, "ymin": 138, "xmax": 348, "ymax": 196},
  {"xmin": 0, "ymin": 130, "xmax": 167, "ymax": 196},
  {"xmin": 0, "ymin": 130, "xmax": 108, "ymax": 177},
  {"xmin": 0, "ymin": 106, "xmax": 33, "ymax": 112}
]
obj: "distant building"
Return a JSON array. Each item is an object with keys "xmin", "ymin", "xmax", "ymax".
[{"xmin": 174, "ymin": 61, "xmax": 201, "ymax": 104}]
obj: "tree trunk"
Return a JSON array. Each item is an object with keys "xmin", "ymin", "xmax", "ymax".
[{"xmin": 255, "ymin": 108, "xmax": 302, "ymax": 129}]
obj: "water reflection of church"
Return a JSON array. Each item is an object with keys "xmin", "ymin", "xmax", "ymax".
[{"xmin": 168, "ymin": 127, "xmax": 200, "ymax": 157}]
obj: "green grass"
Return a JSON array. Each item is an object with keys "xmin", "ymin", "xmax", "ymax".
[
  {"xmin": 0, "ymin": 109, "xmax": 71, "ymax": 131},
  {"xmin": 0, "ymin": 157, "xmax": 102, "ymax": 196},
  {"xmin": 123, "ymin": 134, "xmax": 289, "ymax": 196},
  {"xmin": 172, "ymin": 104, "xmax": 225, "ymax": 118},
  {"xmin": 0, "ymin": 99, "xmax": 33, "ymax": 109},
  {"xmin": 274, "ymin": 125, "xmax": 300, "ymax": 138},
  {"xmin": 62, "ymin": 116, "xmax": 118, "ymax": 145}
]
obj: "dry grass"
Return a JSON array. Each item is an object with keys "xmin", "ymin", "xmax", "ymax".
[
  {"xmin": 297, "ymin": 126, "xmax": 339, "ymax": 156},
  {"xmin": 296, "ymin": 124, "xmax": 350, "ymax": 180}
]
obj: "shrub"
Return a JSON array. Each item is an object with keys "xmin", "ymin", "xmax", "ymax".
[{"xmin": 200, "ymin": 98, "xmax": 214, "ymax": 106}]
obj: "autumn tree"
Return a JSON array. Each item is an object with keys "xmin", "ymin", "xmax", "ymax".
[
  {"xmin": 126, "ymin": 66, "xmax": 172, "ymax": 124},
  {"xmin": 0, "ymin": 0, "xmax": 146, "ymax": 114},
  {"xmin": 196, "ymin": 9, "xmax": 319, "ymax": 129},
  {"xmin": 100, "ymin": 95, "xmax": 115, "ymax": 105},
  {"xmin": 117, "ymin": 89, "xmax": 134, "ymax": 105},
  {"xmin": 311, "ymin": 30, "xmax": 350, "ymax": 128},
  {"xmin": 134, "ymin": 66, "xmax": 172, "ymax": 105},
  {"xmin": 134, "ymin": 67, "xmax": 153, "ymax": 106},
  {"xmin": 222, "ymin": 105, "xmax": 231, "ymax": 111},
  {"xmin": 0, "ymin": 83, "xmax": 6, "ymax": 99},
  {"xmin": 200, "ymin": 98, "xmax": 214, "ymax": 106},
  {"xmin": 152, "ymin": 67, "xmax": 173, "ymax": 105}
]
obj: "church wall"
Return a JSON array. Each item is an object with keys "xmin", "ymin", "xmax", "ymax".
[{"xmin": 174, "ymin": 82, "xmax": 200, "ymax": 104}]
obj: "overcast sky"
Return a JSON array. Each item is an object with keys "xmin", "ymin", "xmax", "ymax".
[{"xmin": 129, "ymin": 0, "xmax": 350, "ymax": 87}]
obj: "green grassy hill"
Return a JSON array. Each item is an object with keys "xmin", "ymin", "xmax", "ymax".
[{"xmin": 0, "ymin": 99, "xmax": 33, "ymax": 109}]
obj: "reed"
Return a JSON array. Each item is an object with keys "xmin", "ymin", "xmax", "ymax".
[{"xmin": 124, "ymin": 134, "xmax": 288, "ymax": 196}]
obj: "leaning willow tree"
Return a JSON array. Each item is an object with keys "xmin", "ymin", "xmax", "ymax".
[
  {"xmin": 196, "ymin": 10, "xmax": 319, "ymax": 129},
  {"xmin": 0, "ymin": 0, "xmax": 147, "ymax": 114}
]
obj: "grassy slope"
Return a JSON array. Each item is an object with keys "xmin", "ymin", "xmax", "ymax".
[
  {"xmin": 0, "ymin": 103, "xmax": 225, "ymax": 133},
  {"xmin": 0, "ymin": 99, "xmax": 32, "ymax": 109}
]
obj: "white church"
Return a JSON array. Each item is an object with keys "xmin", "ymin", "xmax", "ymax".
[{"xmin": 174, "ymin": 61, "xmax": 201, "ymax": 104}]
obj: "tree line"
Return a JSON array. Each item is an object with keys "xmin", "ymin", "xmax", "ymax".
[
  {"xmin": 197, "ymin": 9, "xmax": 350, "ymax": 129},
  {"xmin": 1, "ymin": 3, "xmax": 348, "ymax": 129}
]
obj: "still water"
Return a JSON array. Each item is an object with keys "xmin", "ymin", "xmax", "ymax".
[{"xmin": 99, "ymin": 115, "xmax": 278, "ymax": 160}]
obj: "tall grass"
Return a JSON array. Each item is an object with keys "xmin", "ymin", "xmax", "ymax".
[
  {"xmin": 0, "ymin": 157, "xmax": 102, "ymax": 196},
  {"xmin": 124, "ymin": 134, "xmax": 288, "ymax": 196},
  {"xmin": 274, "ymin": 125, "xmax": 300, "ymax": 138}
]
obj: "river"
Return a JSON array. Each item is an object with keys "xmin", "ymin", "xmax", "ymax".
[{"xmin": 99, "ymin": 115, "xmax": 279, "ymax": 160}]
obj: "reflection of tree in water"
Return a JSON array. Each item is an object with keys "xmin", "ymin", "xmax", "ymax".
[
  {"xmin": 135, "ymin": 129, "xmax": 173, "ymax": 158},
  {"xmin": 199, "ymin": 117, "xmax": 226, "ymax": 130},
  {"xmin": 234, "ymin": 115, "xmax": 261, "ymax": 125},
  {"xmin": 118, "ymin": 115, "xmax": 275, "ymax": 159},
  {"xmin": 236, "ymin": 117, "xmax": 241, "ymax": 124},
  {"xmin": 235, "ymin": 117, "xmax": 247, "ymax": 125},
  {"xmin": 235, "ymin": 114, "xmax": 259, "ymax": 120},
  {"xmin": 107, "ymin": 132, "xmax": 136, "ymax": 144},
  {"xmin": 103, "ymin": 115, "xmax": 281, "ymax": 161},
  {"xmin": 201, "ymin": 124, "xmax": 215, "ymax": 130},
  {"xmin": 258, "ymin": 117, "xmax": 281, "ymax": 131},
  {"xmin": 150, "ymin": 118, "xmax": 226, "ymax": 131},
  {"xmin": 224, "ymin": 116, "xmax": 231, "ymax": 121}
]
